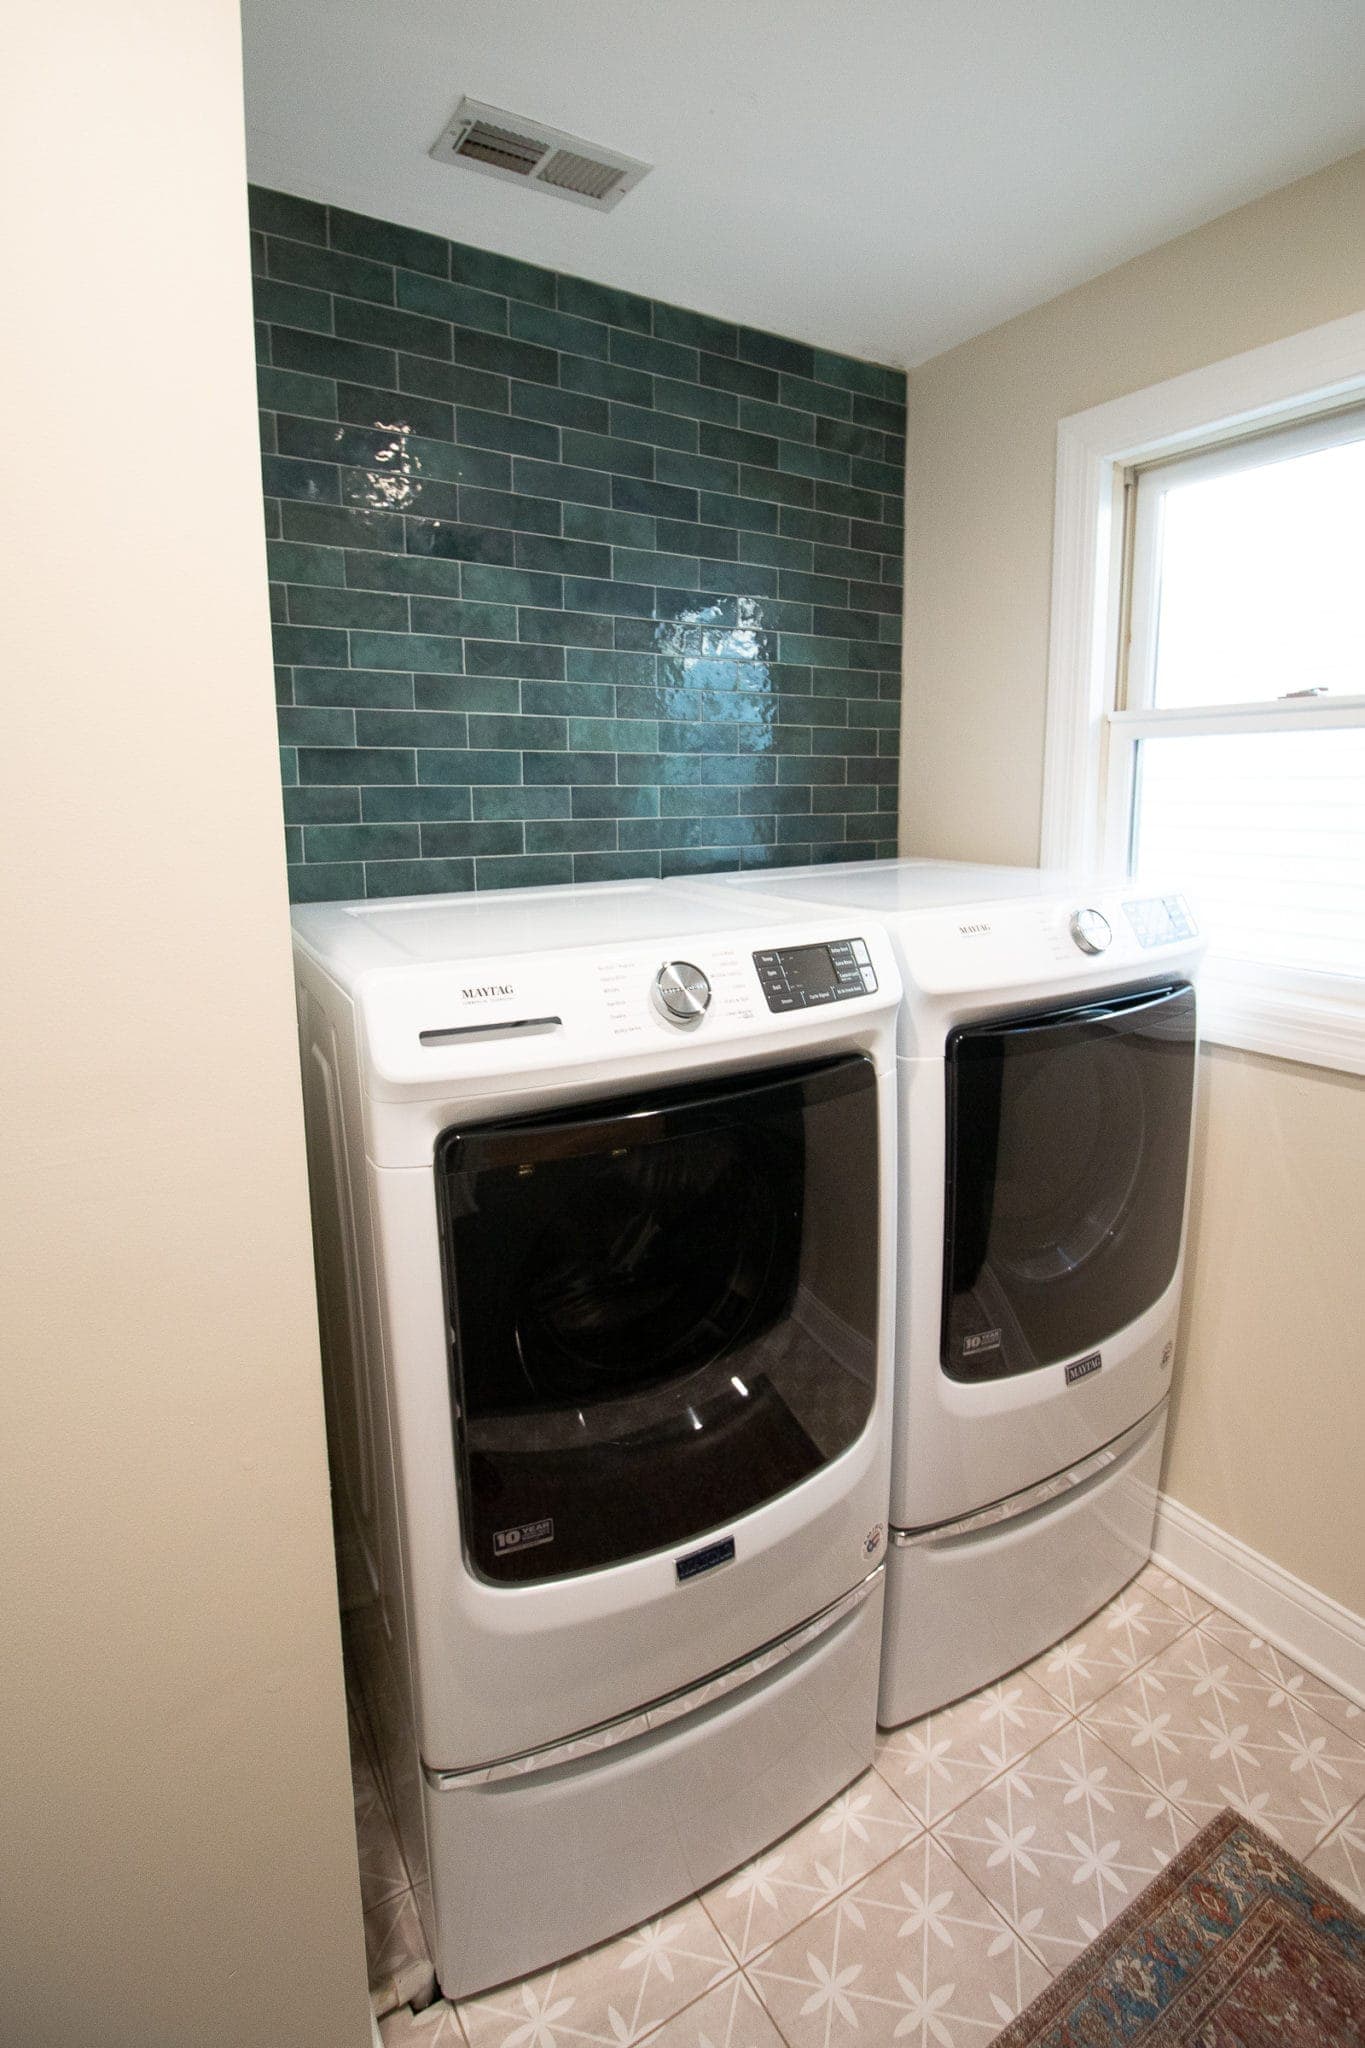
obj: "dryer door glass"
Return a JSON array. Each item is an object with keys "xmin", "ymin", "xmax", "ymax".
[
  {"xmin": 942, "ymin": 981, "xmax": 1196, "ymax": 1382},
  {"xmin": 436, "ymin": 1054, "xmax": 879, "ymax": 1583}
]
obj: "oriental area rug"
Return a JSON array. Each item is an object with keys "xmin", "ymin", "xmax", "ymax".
[{"xmin": 991, "ymin": 1806, "xmax": 1364, "ymax": 2046}]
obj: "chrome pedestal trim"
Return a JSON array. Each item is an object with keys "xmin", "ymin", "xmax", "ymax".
[
  {"xmin": 891, "ymin": 1401, "xmax": 1168, "ymax": 1548},
  {"xmin": 424, "ymin": 1562, "xmax": 884, "ymax": 1789}
]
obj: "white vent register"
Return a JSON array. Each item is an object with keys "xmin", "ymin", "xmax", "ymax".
[{"xmin": 430, "ymin": 98, "xmax": 651, "ymax": 212}]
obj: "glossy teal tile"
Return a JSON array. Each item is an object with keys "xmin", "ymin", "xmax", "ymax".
[
  {"xmin": 557, "ymin": 274, "xmax": 652, "ymax": 333},
  {"xmin": 330, "ymin": 205, "xmax": 447, "ymax": 275},
  {"xmin": 285, "ymin": 785, "xmax": 362, "ymax": 824},
  {"xmin": 397, "ymin": 269, "xmax": 507, "ymax": 334},
  {"xmin": 558, "ymin": 429, "xmax": 654, "ymax": 480},
  {"xmin": 418, "ymin": 747, "xmax": 521, "ymax": 784},
  {"xmin": 472, "ymin": 786, "xmax": 573, "ymax": 820},
  {"xmin": 287, "ymin": 584, "xmax": 408, "ymax": 630},
  {"xmin": 304, "ymin": 822, "xmax": 419, "ymax": 862},
  {"xmin": 524, "ymin": 820, "xmax": 616, "ymax": 854},
  {"xmin": 253, "ymin": 185, "xmax": 902, "ymax": 901},
  {"xmin": 455, "ymin": 407, "xmax": 557, "ymax": 461},
  {"xmin": 257, "ymin": 365, "xmax": 338, "ymax": 419},
  {"xmin": 249, "ymin": 188, "xmax": 326, "ymax": 240},
  {"xmin": 573, "ymin": 851, "xmax": 662, "ymax": 883},
  {"xmin": 270, "ymin": 237, "xmax": 393, "ymax": 304},
  {"xmin": 364, "ymin": 857, "xmax": 475, "ymax": 895},
  {"xmin": 362, "ymin": 785, "xmax": 473, "ymax": 821},
  {"xmin": 289, "ymin": 861, "xmax": 364, "ymax": 902},
  {"xmin": 297, "ymin": 744, "xmax": 415, "ymax": 785},
  {"xmin": 451, "ymin": 243, "xmax": 557, "ymax": 307},
  {"xmin": 420, "ymin": 821, "xmax": 524, "ymax": 858},
  {"xmin": 473, "ymin": 853, "xmax": 574, "ymax": 889},
  {"xmin": 570, "ymin": 785, "xmax": 660, "ymax": 818},
  {"xmin": 562, "ymin": 503, "xmax": 656, "ymax": 549},
  {"xmin": 294, "ymin": 666, "xmax": 413, "ymax": 710},
  {"xmin": 508, "ymin": 301, "xmax": 609, "ymax": 359},
  {"xmin": 397, "ymin": 354, "xmax": 509, "ymax": 412},
  {"xmin": 464, "ymin": 639, "xmax": 564, "ymax": 681},
  {"xmin": 515, "ymin": 607, "xmax": 612, "ymax": 649}
]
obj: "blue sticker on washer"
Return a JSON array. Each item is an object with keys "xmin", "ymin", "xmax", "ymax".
[{"xmin": 676, "ymin": 1535, "xmax": 736, "ymax": 1583}]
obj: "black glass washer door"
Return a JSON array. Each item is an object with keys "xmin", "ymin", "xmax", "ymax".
[
  {"xmin": 942, "ymin": 982, "xmax": 1196, "ymax": 1383},
  {"xmin": 436, "ymin": 1055, "xmax": 879, "ymax": 1584}
]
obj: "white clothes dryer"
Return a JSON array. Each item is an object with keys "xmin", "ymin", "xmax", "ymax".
[
  {"xmin": 677, "ymin": 860, "xmax": 1203, "ymax": 1725},
  {"xmin": 291, "ymin": 881, "xmax": 902, "ymax": 1997}
]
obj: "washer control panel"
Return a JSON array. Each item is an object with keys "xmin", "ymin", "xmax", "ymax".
[
  {"xmin": 753, "ymin": 937, "xmax": 878, "ymax": 1013},
  {"xmin": 1122, "ymin": 894, "xmax": 1197, "ymax": 948}
]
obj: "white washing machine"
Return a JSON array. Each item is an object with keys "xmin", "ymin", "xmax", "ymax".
[
  {"xmin": 678, "ymin": 860, "xmax": 1203, "ymax": 1724},
  {"xmin": 291, "ymin": 880, "xmax": 902, "ymax": 1997}
]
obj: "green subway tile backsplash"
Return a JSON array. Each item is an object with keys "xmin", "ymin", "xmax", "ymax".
[{"xmin": 250, "ymin": 186, "xmax": 904, "ymax": 900}]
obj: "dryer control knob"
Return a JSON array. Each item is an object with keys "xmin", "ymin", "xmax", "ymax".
[
  {"xmin": 1070, "ymin": 907, "xmax": 1113, "ymax": 955},
  {"xmin": 653, "ymin": 960, "xmax": 711, "ymax": 1025}
]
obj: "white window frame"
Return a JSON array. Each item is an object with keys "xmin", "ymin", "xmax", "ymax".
[{"xmin": 1041, "ymin": 308, "xmax": 1365, "ymax": 1077}]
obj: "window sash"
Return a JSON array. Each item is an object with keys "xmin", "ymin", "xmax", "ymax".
[
  {"xmin": 1123, "ymin": 400, "xmax": 1365, "ymax": 718},
  {"xmin": 1042, "ymin": 309, "xmax": 1365, "ymax": 1074}
]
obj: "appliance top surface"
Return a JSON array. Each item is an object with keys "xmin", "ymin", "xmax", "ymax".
[
  {"xmin": 678, "ymin": 858, "xmax": 1204, "ymax": 1012},
  {"xmin": 292, "ymin": 879, "xmax": 902, "ymax": 1107},
  {"xmin": 291, "ymin": 879, "xmax": 794, "ymax": 984},
  {"xmin": 684, "ymin": 856, "xmax": 1100, "ymax": 915}
]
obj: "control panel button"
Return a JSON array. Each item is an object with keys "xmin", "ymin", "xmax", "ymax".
[
  {"xmin": 1070, "ymin": 907, "xmax": 1112, "ymax": 955},
  {"xmin": 653, "ymin": 960, "xmax": 711, "ymax": 1026}
]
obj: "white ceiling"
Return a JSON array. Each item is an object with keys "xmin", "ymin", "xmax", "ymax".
[{"xmin": 241, "ymin": 0, "xmax": 1365, "ymax": 369}]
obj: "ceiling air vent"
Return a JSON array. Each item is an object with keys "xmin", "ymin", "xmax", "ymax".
[{"xmin": 430, "ymin": 98, "xmax": 651, "ymax": 212}]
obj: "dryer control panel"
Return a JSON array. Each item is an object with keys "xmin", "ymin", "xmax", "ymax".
[{"xmin": 753, "ymin": 937, "xmax": 879, "ymax": 1012}]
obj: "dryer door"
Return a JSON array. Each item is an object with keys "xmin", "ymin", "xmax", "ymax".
[
  {"xmin": 942, "ymin": 981, "xmax": 1196, "ymax": 1383},
  {"xmin": 436, "ymin": 1055, "xmax": 879, "ymax": 1584}
]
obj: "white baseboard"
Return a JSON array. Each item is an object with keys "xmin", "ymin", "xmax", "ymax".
[{"xmin": 1152, "ymin": 1491, "xmax": 1365, "ymax": 1708}]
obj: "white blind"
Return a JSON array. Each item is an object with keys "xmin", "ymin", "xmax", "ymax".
[{"xmin": 1133, "ymin": 727, "xmax": 1365, "ymax": 979}]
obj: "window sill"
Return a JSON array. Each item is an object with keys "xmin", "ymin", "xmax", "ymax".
[{"xmin": 1199, "ymin": 972, "xmax": 1365, "ymax": 1078}]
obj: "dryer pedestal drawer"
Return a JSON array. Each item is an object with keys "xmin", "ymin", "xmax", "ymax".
[
  {"xmin": 421, "ymin": 1573, "xmax": 883, "ymax": 2000},
  {"xmin": 878, "ymin": 1404, "xmax": 1166, "ymax": 1728}
]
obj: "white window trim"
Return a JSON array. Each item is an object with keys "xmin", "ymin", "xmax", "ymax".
[{"xmin": 1041, "ymin": 308, "xmax": 1365, "ymax": 1077}]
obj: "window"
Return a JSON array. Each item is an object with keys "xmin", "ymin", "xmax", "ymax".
[{"xmin": 1043, "ymin": 312, "xmax": 1365, "ymax": 1075}]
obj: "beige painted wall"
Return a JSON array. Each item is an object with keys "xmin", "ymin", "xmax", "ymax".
[
  {"xmin": 1, "ymin": 6, "xmax": 371, "ymax": 2044},
  {"xmin": 899, "ymin": 151, "xmax": 1365, "ymax": 1614}
]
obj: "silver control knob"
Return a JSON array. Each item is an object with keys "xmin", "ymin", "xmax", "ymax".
[
  {"xmin": 653, "ymin": 960, "xmax": 711, "ymax": 1026},
  {"xmin": 1070, "ymin": 907, "xmax": 1113, "ymax": 955}
]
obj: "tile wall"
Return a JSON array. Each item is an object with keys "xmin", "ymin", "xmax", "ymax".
[{"xmin": 251, "ymin": 187, "xmax": 906, "ymax": 900}]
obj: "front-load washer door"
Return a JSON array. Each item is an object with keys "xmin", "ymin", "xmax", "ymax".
[
  {"xmin": 436, "ymin": 1055, "xmax": 879, "ymax": 1584},
  {"xmin": 942, "ymin": 981, "xmax": 1196, "ymax": 1383}
]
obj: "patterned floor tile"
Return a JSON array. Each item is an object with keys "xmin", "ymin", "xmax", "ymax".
[
  {"xmin": 640, "ymin": 1973, "xmax": 787, "ymax": 2048},
  {"xmin": 366, "ymin": 1889, "xmax": 437, "ymax": 2012},
  {"xmin": 457, "ymin": 1904, "xmax": 734, "ymax": 2048},
  {"xmin": 933, "ymin": 1719, "xmax": 1194, "ymax": 1973},
  {"xmin": 873, "ymin": 1672, "xmax": 1070, "ymax": 1827},
  {"xmin": 1082, "ymin": 1623, "xmax": 1365, "ymax": 1858},
  {"xmin": 1024, "ymin": 1582, "xmax": 1191, "ymax": 1714},
  {"xmin": 747, "ymin": 1832, "xmax": 1048, "ymax": 2048},
  {"xmin": 1134, "ymin": 1562, "xmax": 1214, "ymax": 1626},
  {"xmin": 355, "ymin": 1756, "xmax": 412, "ymax": 1911},
  {"xmin": 379, "ymin": 2002, "xmax": 465, "ymax": 2045},
  {"xmin": 1197, "ymin": 1612, "xmax": 1365, "ymax": 1742},
  {"xmin": 1307, "ymin": 1801, "xmax": 1365, "ymax": 1909},
  {"xmin": 701, "ymin": 1771, "xmax": 919, "ymax": 1964}
]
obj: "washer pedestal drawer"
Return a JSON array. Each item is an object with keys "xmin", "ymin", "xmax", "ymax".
[
  {"xmin": 422, "ymin": 1574, "xmax": 883, "ymax": 2000},
  {"xmin": 879, "ymin": 1403, "xmax": 1166, "ymax": 1728}
]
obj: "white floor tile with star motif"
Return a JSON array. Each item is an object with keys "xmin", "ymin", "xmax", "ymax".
[
  {"xmin": 1081, "ymin": 1620, "xmax": 1365, "ymax": 1858},
  {"xmin": 350, "ymin": 1563, "xmax": 1365, "ymax": 2046}
]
